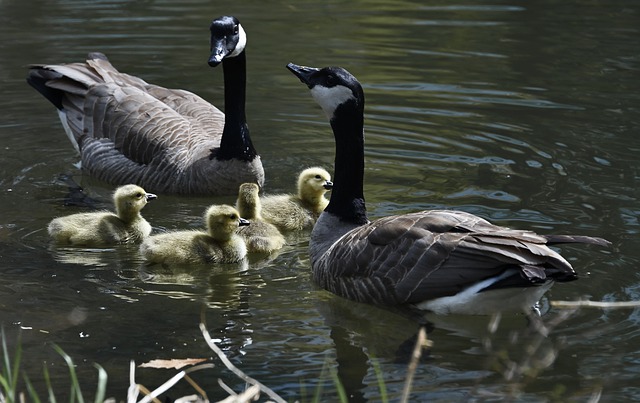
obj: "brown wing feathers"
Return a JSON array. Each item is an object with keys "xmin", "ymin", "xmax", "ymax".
[{"xmin": 318, "ymin": 210, "xmax": 606, "ymax": 306}]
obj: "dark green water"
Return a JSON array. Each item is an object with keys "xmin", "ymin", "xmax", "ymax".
[{"xmin": 0, "ymin": 0, "xmax": 638, "ymax": 401}]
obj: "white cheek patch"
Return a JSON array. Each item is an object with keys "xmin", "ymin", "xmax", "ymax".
[
  {"xmin": 230, "ymin": 24, "xmax": 247, "ymax": 57},
  {"xmin": 310, "ymin": 85, "xmax": 355, "ymax": 120}
]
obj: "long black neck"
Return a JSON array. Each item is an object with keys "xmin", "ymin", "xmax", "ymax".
[
  {"xmin": 325, "ymin": 101, "xmax": 368, "ymax": 225},
  {"xmin": 215, "ymin": 51, "xmax": 258, "ymax": 161}
]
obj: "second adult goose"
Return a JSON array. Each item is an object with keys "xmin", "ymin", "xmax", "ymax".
[
  {"xmin": 26, "ymin": 16, "xmax": 264, "ymax": 195},
  {"xmin": 287, "ymin": 62, "xmax": 610, "ymax": 315}
]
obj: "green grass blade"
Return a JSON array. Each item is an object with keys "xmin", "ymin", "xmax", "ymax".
[
  {"xmin": 52, "ymin": 344, "xmax": 84, "ymax": 403},
  {"xmin": 371, "ymin": 358, "xmax": 388, "ymax": 403},
  {"xmin": 1, "ymin": 329, "xmax": 21, "ymax": 402},
  {"xmin": 93, "ymin": 364, "xmax": 108, "ymax": 403},
  {"xmin": 42, "ymin": 363, "xmax": 57, "ymax": 403},
  {"xmin": 328, "ymin": 366, "xmax": 348, "ymax": 403},
  {"xmin": 23, "ymin": 374, "xmax": 42, "ymax": 403}
]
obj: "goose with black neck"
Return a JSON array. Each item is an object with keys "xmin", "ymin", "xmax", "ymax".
[
  {"xmin": 286, "ymin": 62, "xmax": 610, "ymax": 316},
  {"xmin": 27, "ymin": 15, "xmax": 263, "ymax": 195}
]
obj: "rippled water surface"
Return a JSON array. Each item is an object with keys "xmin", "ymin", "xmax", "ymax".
[{"xmin": 1, "ymin": 0, "xmax": 639, "ymax": 401}]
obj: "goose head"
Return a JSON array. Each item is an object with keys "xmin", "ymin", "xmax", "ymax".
[
  {"xmin": 298, "ymin": 167, "xmax": 333, "ymax": 200},
  {"xmin": 286, "ymin": 63, "xmax": 364, "ymax": 122},
  {"xmin": 209, "ymin": 16, "xmax": 247, "ymax": 67},
  {"xmin": 113, "ymin": 184, "xmax": 157, "ymax": 221},
  {"xmin": 205, "ymin": 204, "xmax": 250, "ymax": 241},
  {"xmin": 236, "ymin": 183, "xmax": 261, "ymax": 220}
]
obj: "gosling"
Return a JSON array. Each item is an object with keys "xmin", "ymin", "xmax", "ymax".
[
  {"xmin": 236, "ymin": 183, "xmax": 286, "ymax": 254},
  {"xmin": 140, "ymin": 205, "xmax": 249, "ymax": 264},
  {"xmin": 260, "ymin": 167, "xmax": 333, "ymax": 231},
  {"xmin": 48, "ymin": 184, "xmax": 156, "ymax": 246}
]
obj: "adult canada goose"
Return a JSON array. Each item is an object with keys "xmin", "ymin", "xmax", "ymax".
[
  {"xmin": 236, "ymin": 183, "xmax": 286, "ymax": 253},
  {"xmin": 140, "ymin": 204, "xmax": 249, "ymax": 264},
  {"xmin": 260, "ymin": 167, "xmax": 333, "ymax": 231},
  {"xmin": 286, "ymin": 63, "xmax": 610, "ymax": 315},
  {"xmin": 26, "ymin": 15, "xmax": 264, "ymax": 195},
  {"xmin": 48, "ymin": 184, "xmax": 157, "ymax": 246}
]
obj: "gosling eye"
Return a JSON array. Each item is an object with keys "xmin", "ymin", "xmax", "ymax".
[
  {"xmin": 229, "ymin": 214, "xmax": 238, "ymax": 220},
  {"xmin": 135, "ymin": 193, "xmax": 143, "ymax": 198},
  {"xmin": 315, "ymin": 175, "xmax": 322, "ymax": 179}
]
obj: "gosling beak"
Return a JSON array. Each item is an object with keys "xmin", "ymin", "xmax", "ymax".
[
  {"xmin": 323, "ymin": 180, "xmax": 333, "ymax": 190},
  {"xmin": 238, "ymin": 217, "xmax": 250, "ymax": 227},
  {"xmin": 286, "ymin": 63, "xmax": 320, "ymax": 88},
  {"xmin": 146, "ymin": 193, "xmax": 157, "ymax": 201}
]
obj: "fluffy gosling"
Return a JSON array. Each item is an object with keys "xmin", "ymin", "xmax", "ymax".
[
  {"xmin": 48, "ymin": 184, "xmax": 156, "ymax": 246},
  {"xmin": 260, "ymin": 167, "xmax": 333, "ymax": 231},
  {"xmin": 236, "ymin": 183, "xmax": 286, "ymax": 253},
  {"xmin": 140, "ymin": 205, "xmax": 249, "ymax": 264}
]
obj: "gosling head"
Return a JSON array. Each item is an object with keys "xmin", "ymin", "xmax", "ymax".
[
  {"xmin": 298, "ymin": 167, "xmax": 333, "ymax": 198},
  {"xmin": 286, "ymin": 63, "xmax": 363, "ymax": 122},
  {"xmin": 205, "ymin": 204, "xmax": 249, "ymax": 241},
  {"xmin": 236, "ymin": 183, "xmax": 261, "ymax": 220},
  {"xmin": 208, "ymin": 16, "xmax": 247, "ymax": 67},
  {"xmin": 113, "ymin": 184, "xmax": 157, "ymax": 221}
]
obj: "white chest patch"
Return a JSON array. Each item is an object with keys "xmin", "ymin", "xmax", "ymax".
[{"xmin": 310, "ymin": 85, "xmax": 355, "ymax": 120}]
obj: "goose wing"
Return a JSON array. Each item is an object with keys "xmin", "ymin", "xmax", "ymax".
[{"xmin": 318, "ymin": 210, "xmax": 607, "ymax": 306}]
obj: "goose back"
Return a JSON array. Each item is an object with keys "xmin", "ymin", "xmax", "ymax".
[{"xmin": 311, "ymin": 209, "xmax": 589, "ymax": 307}]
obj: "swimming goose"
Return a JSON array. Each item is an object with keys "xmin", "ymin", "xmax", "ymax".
[
  {"xmin": 260, "ymin": 167, "xmax": 333, "ymax": 231},
  {"xmin": 286, "ymin": 63, "xmax": 610, "ymax": 315},
  {"xmin": 236, "ymin": 183, "xmax": 286, "ymax": 253},
  {"xmin": 140, "ymin": 204, "xmax": 249, "ymax": 264},
  {"xmin": 48, "ymin": 184, "xmax": 157, "ymax": 246},
  {"xmin": 27, "ymin": 15, "xmax": 264, "ymax": 195}
]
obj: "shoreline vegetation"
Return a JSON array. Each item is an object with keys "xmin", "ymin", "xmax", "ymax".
[{"xmin": 2, "ymin": 299, "xmax": 638, "ymax": 402}]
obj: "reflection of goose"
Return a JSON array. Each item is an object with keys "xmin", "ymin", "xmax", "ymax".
[
  {"xmin": 48, "ymin": 184, "xmax": 156, "ymax": 246},
  {"xmin": 287, "ymin": 63, "xmax": 610, "ymax": 315},
  {"xmin": 260, "ymin": 167, "xmax": 333, "ymax": 231},
  {"xmin": 26, "ymin": 16, "xmax": 263, "ymax": 195},
  {"xmin": 236, "ymin": 183, "xmax": 286, "ymax": 254},
  {"xmin": 140, "ymin": 205, "xmax": 249, "ymax": 264}
]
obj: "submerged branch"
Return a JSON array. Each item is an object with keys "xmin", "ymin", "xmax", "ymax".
[
  {"xmin": 551, "ymin": 300, "xmax": 640, "ymax": 309},
  {"xmin": 199, "ymin": 317, "xmax": 287, "ymax": 403}
]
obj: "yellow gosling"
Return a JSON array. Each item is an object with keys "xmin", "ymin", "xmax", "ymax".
[
  {"xmin": 140, "ymin": 205, "xmax": 248, "ymax": 264},
  {"xmin": 261, "ymin": 167, "xmax": 333, "ymax": 231},
  {"xmin": 236, "ymin": 183, "xmax": 286, "ymax": 253},
  {"xmin": 48, "ymin": 184, "xmax": 156, "ymax": 246}
]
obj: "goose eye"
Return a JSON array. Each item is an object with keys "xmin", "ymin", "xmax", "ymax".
[
  {"xmin": 315, "ymin": 175, "xmax": 322, "ymax": 179},
  {"xmin": 326, "ymin": 74, "xmax": 337, "ymax": 86},
  {"xmin": 233, "ymin": 25, "xmax": 239, "ymax": 34}
]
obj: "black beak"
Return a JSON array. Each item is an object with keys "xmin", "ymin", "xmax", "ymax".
[
  {"xmin": 286, "ymin": 63, "xmax": 320, "ymax": 88},
  {"xmin": 323, "ymin": 180, "xmax": 333, "ymax": 190},
  {"xmin": 238, "ymin": 217, "xmax": 250, "ymax": 227},
  {"xmin": 208, "ymin": 38, "xmax": 229, "ymax": 67},
  {"xmin": 146, "ymin": 193, "xmax": 158, "ymax": 201}
]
